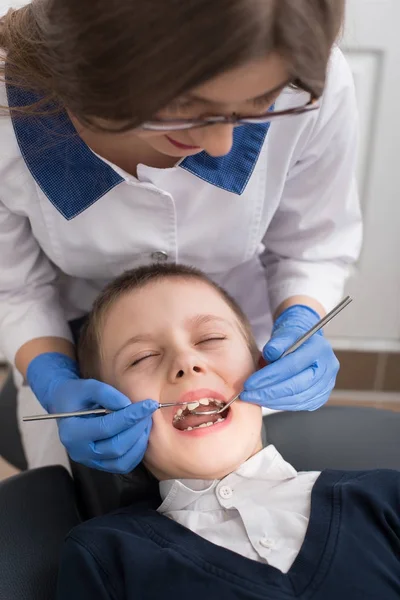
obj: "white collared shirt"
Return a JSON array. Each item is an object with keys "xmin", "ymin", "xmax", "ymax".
[{"xmin": 158, "ymin": 445, "xmax": 320, "ymax": 574}]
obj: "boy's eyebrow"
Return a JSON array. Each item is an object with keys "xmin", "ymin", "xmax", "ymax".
[
  {"xmin": 113, "ymin": 333, "xmax": 155, "ymax": 364},
  {"xmin": 186, "ymin": 314, "xmax": 233, "ymax": 328}
]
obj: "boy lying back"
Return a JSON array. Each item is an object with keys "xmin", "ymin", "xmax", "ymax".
[{"xmin": 57, "ymin": 264, "xmax": 400, "ymax": 600}]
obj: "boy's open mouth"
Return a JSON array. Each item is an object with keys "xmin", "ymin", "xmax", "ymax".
[{"xmin": 172, "ymin": 398, "xmax": 229, "ymax": 431}]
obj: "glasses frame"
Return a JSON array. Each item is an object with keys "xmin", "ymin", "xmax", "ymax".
[{"xmin": 139, "ymin": 96, "xmax": 320, "ymax": 132}]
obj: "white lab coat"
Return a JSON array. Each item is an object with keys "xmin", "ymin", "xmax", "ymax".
[
  {"xmin": 0, "ymin": 47, "xmax": 362, "ymax": 467},
  {"xmin": 0, "ymin": 47, "xmax": 361, "ymax": 362}
]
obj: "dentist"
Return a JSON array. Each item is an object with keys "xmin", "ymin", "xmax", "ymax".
[{"xmin": 0, "ymin": 0, "xmax": 361, "ymax": 473}]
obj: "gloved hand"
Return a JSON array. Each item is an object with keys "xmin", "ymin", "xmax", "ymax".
[
  {"xmin": 241, "ymin": 305, "xmax": 339, "ymax": 411},
  {"xmin": 26, "ymin": 352, "xmax": 158, "ymax": 473}
]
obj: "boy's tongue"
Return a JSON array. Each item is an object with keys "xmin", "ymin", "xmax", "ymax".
[{"xmin": 174, "ymin": 405, "xmax": 220, "ymax": 430}]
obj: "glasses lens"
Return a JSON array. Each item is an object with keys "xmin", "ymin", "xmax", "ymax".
[
  {"xmin": 241, "ymin": 103, "xmax": 319, "ymax": 124},
  {"xmin": 142, "ymin": 121, "xmax": 198, "ymax": 131},
  {"xmin": 141, "ymin": 101, "xmax": 319, "ymax": 131}
]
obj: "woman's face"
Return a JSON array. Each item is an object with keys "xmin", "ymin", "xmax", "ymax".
[
  {"xmin": 91, "ymin": 54, "xmax": 288, "ymax": 160},
  {"xmin": 99, "ymin": 278, "xmax": 263, "ymax": 481}
]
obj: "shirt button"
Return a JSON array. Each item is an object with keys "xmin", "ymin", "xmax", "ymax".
[
  {"xmin": 219, "ymin": 486, "xmax": 233, "ymax": 499},
  {"xmin": 151, "ymin": 251, "xmax": 169, "ymax": 262},
  {"xmin": 260, "ymin": 537, "xmax": 276, "ymax": 549}
]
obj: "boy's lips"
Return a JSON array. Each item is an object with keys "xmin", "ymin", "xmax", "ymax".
[{"xmin": 169, "ymin": 388, "xmax": 231, "ymax": 433}]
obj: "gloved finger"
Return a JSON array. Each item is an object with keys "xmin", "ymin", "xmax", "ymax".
[
  {"xmin": 91, "ymin": 416, "xmax": 151, "ymax": 460},
  {"xmin": 305, "ymin": 376, "xmax": 337, "ymax": 411},
  {"xmin": 58, "ymin": 400, "xmax": 158, "ymax": 446},
  {"xmin": 279, "ymin": 373, "xmax": 334, "ymax": 410},
  {"xmin": 241, "ymin": 369, "xmax": 335, "ymax": 410},
  {"xmin": 242, "ymin": 363, "xmax": 323, "ymax": 405},
  {"xmin": 246, "ymin": 337, "xmax": 330, "ymax": 390},
  {"xmin": 56, "ymin": 379, "xmax": 133, "ymax": 413},
  {"xmin": 85, "ymin": 380, "xmax": 135, "ymax": 411},
  {"xmin": 263, "ymin": 330, "xmax": 306, "ymax": 363},
  {"xmin": 90, "ymin": 424, "xmax": 152, "ymax": 474},
  {"xmin": 274, "ymin": 383, "xmax": 333, "ymax": 412}
]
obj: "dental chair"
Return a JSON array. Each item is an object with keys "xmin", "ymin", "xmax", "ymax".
[{"xmin": 0, "ymin": 368, "xmax": 399, "ymax": 600}]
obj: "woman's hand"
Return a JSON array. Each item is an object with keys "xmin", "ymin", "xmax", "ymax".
[
  {"xmin": 27, "ymin": 353, "xmax": 158, "ymax": 473},
  {"xmin": 241, "ymin": 305, "xmax": 339, "ymax": 411}
]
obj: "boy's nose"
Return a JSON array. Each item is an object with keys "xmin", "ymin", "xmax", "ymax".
[
  {"xmin": 175, "ymin": 365, "xmax": 203, "ymax": 379},
  {"xmin": 169, "ymin": 352, "xmax": 207, "ymax": 382}
]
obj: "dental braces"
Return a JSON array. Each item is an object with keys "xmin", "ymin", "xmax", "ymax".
[{"xmin": 173, "ymin": 398, "xmax": 226, "ymax": 423}]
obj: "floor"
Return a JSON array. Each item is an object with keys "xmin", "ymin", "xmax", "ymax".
[{"xmin": 1, "ymin": 365, "xmax": 399, "ymax": 482}]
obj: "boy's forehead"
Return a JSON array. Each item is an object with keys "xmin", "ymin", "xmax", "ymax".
[
  {"xmin": 101, "ymin": 278, "xmax": 240, "ymax": 345},
  {"xmin": 111, "ymin": 278, "xmax": 235, "ymax": 320}
]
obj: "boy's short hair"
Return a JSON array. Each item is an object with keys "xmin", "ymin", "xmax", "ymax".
[{"xmin": 78, "ymin": 263, "xmax": 260, "ymax": 380}]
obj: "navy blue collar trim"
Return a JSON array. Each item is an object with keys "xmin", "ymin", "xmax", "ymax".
[
  {"xmin": 6, "ymin": 84, "xmax": 123, "ymax": 220},
  {"xmin": 180, "ymin": 121, "xmax": 270, "ymax": 195},
  {"xmin": 7, "ymin": 82, "xmax": 271, "ymax": 219}
]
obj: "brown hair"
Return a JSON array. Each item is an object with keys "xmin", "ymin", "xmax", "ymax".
[
  {"xmin": 78, "ymin": 263, "xmax": 260, "ymax": 381},
  {"xmin": 0, "ymin": 0, "xmax": 344, "ymax": 132}
]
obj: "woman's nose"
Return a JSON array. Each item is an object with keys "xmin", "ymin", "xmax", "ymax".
[{"xmin": 190, "ymin": 124, "xmax": 235, "ymax": 157}]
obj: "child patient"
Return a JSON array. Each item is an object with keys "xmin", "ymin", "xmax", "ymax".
[{"xmin": 57, "ymin": 264, "xmax": 399, "ymax": 600}]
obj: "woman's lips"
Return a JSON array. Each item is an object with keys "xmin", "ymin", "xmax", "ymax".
[{"xmin": 165, "ymin": 135, "xmax": 200, "ymax": 150}]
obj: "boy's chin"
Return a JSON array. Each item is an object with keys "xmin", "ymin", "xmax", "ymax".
[{"xmin": 148, "ymin": 439, "xmax": 263, "ymax": 481}]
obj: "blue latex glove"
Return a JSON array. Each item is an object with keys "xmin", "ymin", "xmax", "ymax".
[
  {"xmin": 27, "ymin": 353, "xmax": 158, "ymax": 473},
  {"xmin": 242, "ymin": 305, "xmax": 339, "ymax": 411}
]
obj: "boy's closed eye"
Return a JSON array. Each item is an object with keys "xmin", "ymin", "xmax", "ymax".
[
  {"xmin": 129, "ymin": 352, "xmax": 159, "ymax": 368},
  {"xmin": 126, "ymin": 335, "xmax": 229, "ymax": 370},
  {"xmin": 196, "ymin": 335, "xmax": 227, "ymax": 345}
]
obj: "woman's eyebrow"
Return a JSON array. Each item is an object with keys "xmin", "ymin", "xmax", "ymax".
[{"xmin": 187, "ymin": 79, "xmax": 290, "ymax": 105}]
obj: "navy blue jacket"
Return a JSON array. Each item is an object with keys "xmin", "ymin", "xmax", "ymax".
[{"xmin": 57, "ymin": 470, "xmax": 400, "ymax": 600}]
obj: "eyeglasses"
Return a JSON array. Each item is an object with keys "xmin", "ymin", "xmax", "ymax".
[{"xmin": 139, "ymin": 96, "xmax": 320, "ymax": 132}]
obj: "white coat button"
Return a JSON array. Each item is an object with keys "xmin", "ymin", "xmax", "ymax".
[
  {"xmin": 151, "ymin": 251, "xmax": 168, "ymax": 262},
  {"xmin": 219, "ymin": 486, "xmax": 233, "ymax": 499},
  {"xmin": 260, "ymin": 537, "xmax": 276, "ymax": 549}
]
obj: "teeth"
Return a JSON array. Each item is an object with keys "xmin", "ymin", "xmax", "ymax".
[
  {"xmin": 188, "ymin": 398, "xmax": 224, "ymax": 410},
  {"xmin": 174, "ymin": 398, "xmax": 228, "ymax": 427},
  {"xmin": 187, "ymin": 402, "xmax": 200, "ymax": 411},
  {"xmin": 181, "ymin": 416, "xmax": 227, "ymax": 431}
]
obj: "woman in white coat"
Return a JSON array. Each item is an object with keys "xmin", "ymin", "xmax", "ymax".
[{"xmin": 0, "ymin": 0, "xmax": 361, "ymax": 473}]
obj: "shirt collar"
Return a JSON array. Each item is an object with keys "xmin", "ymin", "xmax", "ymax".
[
  {"xmin": 7, "ymin": 80, "xmax": 271, "ymax": 220},
  {"xmin": 158, "ymin": 445, "xmax": 297, "ymax": 513}
]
